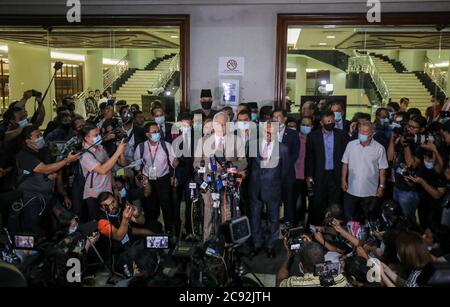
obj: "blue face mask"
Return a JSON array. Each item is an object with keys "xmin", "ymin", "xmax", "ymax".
[
  {"xmin": 334, "ymin": 112, "xmax": 342, "ymax": 122},
  {"xmin": 180, "ymin": 126, "xmax": 191, "ymax": 134},
  {"xmin": 17, "ymin": 118, "xmax": 29, "ymax": 128},
  {"xmin": 251, "ymin": 113, "xmax": 258, "ymax": 122},
  {"xmin": 93, "ymin": 135, "xmax": 102, "ymax": 146},
  {"xmin": 358, "ymin": 133, "xmax": 369, "ymax": 143},
  {"xmin": 69, "ymin": 224, "xmax": 78, "ymax": 235},
  {"xmin": 424, "ymin": 161, "xmax": 434, "ymax": 170},
  {"xmin": 236, "ymin": 121, "xmax": 250, "ymax": 130},
  {"xmin": 119, "ymin": 187, "xmax": 127, "ymax": 199},
  {"xmin": 388, "ymin": 112, "xmax": 394, "ymax": 119},
  {"xmin": 151, "ymin": 133, "xmax": 160, "ymax": 143},
  {"xmin": 379, "ymin": 117, "xmax": 389, "ymax": 125},
  {"xmin": 300, "ymin": 125, "xmax": 312, "ymax": 135},
  {"xmin": 154, "ymin": 116, "xmax": 165, "ymax": 125},
  {"xmin": 35, "ymin": 137, "xmax": 45, "ymax": 150}
]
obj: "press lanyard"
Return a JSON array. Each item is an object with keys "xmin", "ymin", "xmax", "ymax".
[{"xmin": 147, "ymin": 142, "xmax": 159, "ymax": 167}]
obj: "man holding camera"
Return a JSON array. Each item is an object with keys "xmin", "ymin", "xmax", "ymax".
[
  {"xmin": 277, "ymin": 237, "xmax": 349, "ymax": 287},
  {"xmin": 79, "ymin": 124, "xmax": 127, "ymax": 221},
  {"xmin": 387, "ymin": 115, "xmax": 427, "ymax": 222}
]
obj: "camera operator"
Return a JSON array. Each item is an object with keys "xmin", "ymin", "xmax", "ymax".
[
  {"xmin": 79, "ymin": 124, "xmax": 127, "ymax": 221},
  {"xmin": 4, "ymin": 90, "xmax": 45, "ymax": 143},
  {"xmin": 388, "ymin": 115, "xmax": 427, "ymax": 222},
  {"xmin": 119, "ymin": 105, "xmax": 146, "ymax": 165},
  {"xmin": 96, "ymin": 192, "xmax": 155, "ymax": 274},
  {"xmin": 151, "ymin": 105, "xmax": 173, "ymax": 144},
  {"xmin": 11, "ymin": 125, "xmax": 80, "ymax": 235},
  {"xmin": 277, "ymin": 238, "xmax": 349, "ymax": 287},
  {"xmin": 374, "ymin": 107, "xmax": 390, "ymax": 140},
  {"xmin": 403, "ymin": 149, "xmax": 446, "ymax": 230},
  {"xmin": 115, "ymin": 249, "xmax": 160, "ymax": 287},
  {"xmin": 44, "ymin": 113, "xmax": 76, "ymax": 143}
]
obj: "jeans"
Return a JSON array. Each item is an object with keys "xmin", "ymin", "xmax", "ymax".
[{"xmin": 393, "ymin": 187, "xmax": 419, "ymax": 223}]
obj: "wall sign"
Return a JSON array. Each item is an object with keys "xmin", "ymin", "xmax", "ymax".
[{"xmin": 219, "ymin": 56, "xmax": 244, "ymax": 76}]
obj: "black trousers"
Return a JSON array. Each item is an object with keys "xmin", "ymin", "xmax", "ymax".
[
  {"xmin": 145, "ymin": 174, "xmax": 175, "ymax": 233},
  {"xmin": 308, "ymin": 171, "xmax": 341, "ymax": 226},
  {"xmin": 85, "ymin": 197, "xmax": 100, "ymax": 222},
  {"xmin": 173, "ymin": 177, "xmax": 192, "ymax": 235},
  {"xmin": 292, "ymin": 179, "xmax": 310, "ymax": 225},
  {"xmin": 282, "ymin": 177, "xmax": 296, "ymax": 225},
  {"xmin": 343, "ymin": 193, "xmax": 378, "ymax": 223},
  {"xmin": 71, "ymin": 179, "xmax": 85, "ymax": 221}
]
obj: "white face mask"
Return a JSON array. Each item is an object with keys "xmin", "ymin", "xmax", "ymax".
[{"xmin": 17, "ymin": 118, "xmax": 29, "ymax": 128}]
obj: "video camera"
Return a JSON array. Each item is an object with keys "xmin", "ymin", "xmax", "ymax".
[
  {"xmin": 395, "ymin": 163, "xmax": 417, "ymax": 177},
  {"xmin": 281, "ymin": 224, "xmax": 306, "ymax": 252},
  {"xmin": 314, "ymin": 261, "xmax": 340, "ymax": 287},
  {"xmin": 404, "ymin": 132, "xmax": 442, "ymax": 147}
]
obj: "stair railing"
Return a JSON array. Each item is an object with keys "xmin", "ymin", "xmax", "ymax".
[
  {"xmin": 155, "ymin": 53, "xmax": 180, "ymax": 90},
  {"xmin": 348, "ymin": 52, "xmax": 390, "ymax": 105},
  {"xmin": 103, "ymin": 55, "xmax": 129, "ymax": 92},
  {"xmin": 424, "ymin": 56, "xmax": 447, "ymax": 96}
]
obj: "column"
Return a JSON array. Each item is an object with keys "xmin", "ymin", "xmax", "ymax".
[
  {"xmin": 84, "ymin": 50, "xmax": 103, "ymax": 91},
  {"xmin": 8, "ymin": 43, "xmax": 53, "ymax": 125},
  {"xmin": 398, "ymin": 50, "xmax": 427, "ymax": 72},
  {"xmin": 295, "ymin": 57, "xmax": 307, "ymax": 104},
  {"xmin": 127, "ymin": 49, "xmax": 155, "ymax": 69}
]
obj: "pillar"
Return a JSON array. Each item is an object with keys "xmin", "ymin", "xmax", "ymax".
[
  {"xmin": 398, "ymin": 50, "xmax": 427, "ymax": 72},
  {"xmin": 8, "ymin": 43, "xmax": 53, "ymax": 125},
  {"xmin": 295, "ymin": 57, "xmax": 307, "ymax": 104},
  {"xmin": 127, "ymin": 49, "xmax": 155, "ymax": 69},
  {"xmin": 84, "ymin": 50, "xmax": 103, "ymax": 92}
]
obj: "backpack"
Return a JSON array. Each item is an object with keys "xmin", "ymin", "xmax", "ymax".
[{"xmin": 74, "ymin": 150, "xmax": 99, "ymax": 189}]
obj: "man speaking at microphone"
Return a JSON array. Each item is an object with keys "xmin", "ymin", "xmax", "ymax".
[{"xmin": 194, "ymin": 112, "xmax": 247, "ymax": 241}]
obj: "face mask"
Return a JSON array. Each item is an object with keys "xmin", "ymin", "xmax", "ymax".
[
  {"xmin": 154, "ymin": 116, "xmax": 165, "ymax": 125},
  {"xmin": 236, "ymin": 121, "xmax": 250, "ymax": 130},
  {"xmin": 69, "ymin": 224, "xmax": 78, "ymax": 235},
  {"xmin": 279, "ymin": 123, "xmax": 285, "ymax": 130},
  {"xmin": 93, "ymin": 135, "xmax": 102, "ymax": 146},
  {"xmin": 380, "ymin": 241, "xmax": 386, "ymax": 255},
  {"xmin": 151, "ymin": 133, "xmax": 160, "ymax": 143},
  {"xmin": 201, "ymin": 101, "xmax": 212, "ymax": 110},
  {"xmin": 300, "ymin": 125, "xmax": 312, "ymax": 135},
  {"xmin": 119, "ymin": 187, "xmax": 127, "ymax": 199},
  {"xmin": 35, "ymin": 137, "xmax": 45, "ymax": 150},
  {"xmin": 323, "ymin": 123, "xmax": 335, "ymax": 131},
  {"xmin": 390, "ymin": 123, "xmax": 401, "ymax": 130},
  {"xmin": 379, "ymin": 117, "xmax": 389, "ymax": 125},
  {"xmin": 396, "ymin": 117, "xmax": 403, "ymax": 122},
  {"xmin": 180, "ymin": 126, "xmax": 191, "ymax": 134},
  {"xmin": 424, "ymin": 161, "xmax": 434, "ymax": 170},
  {"xmin": 358, "ymin": 133, "xmax": 369, "ymax": 143},
  {"xmin": 251, "ymin": 113, "xmax": 258, "ymax": 122},
  {"xmin": 17, "ymin": 118, "xmax": 29, "ymax": 128},
  {"xmin": 388, "ymin": 112, "xmax": 394, "ymax": 119},
  {"xmin": 334, "ymin": 112, "xmax": 342, "ymax": 122}
]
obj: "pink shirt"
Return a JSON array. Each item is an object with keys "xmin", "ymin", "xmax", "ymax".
[
  {"xmin": 80, "ymin": 145, "xmax": 112, "ymax": 199},
  {"xmin": 134, "ymin": 140, "xmax": 175, "ymax": 178},
  {"xmin": 295, "ymin": 134, "xmax": 307, "ymax": 180}
]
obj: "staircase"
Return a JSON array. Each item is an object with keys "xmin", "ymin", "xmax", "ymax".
[
  {"xmin": 369, "ymin": 55, "xmax": 432, "ymax": 113},
  {"xmin": 114, "ymin": 53, "xmax": 178, "ymax": 105}
]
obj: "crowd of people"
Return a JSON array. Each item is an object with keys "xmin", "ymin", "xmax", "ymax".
[{"xmin": 0, "ymin": 87, "xmax": 449, "ymax": 287}]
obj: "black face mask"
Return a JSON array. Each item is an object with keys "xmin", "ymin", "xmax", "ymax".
[
  {"xmin": 62, "ymin": 123, "xmax": 72, "ymax": 130},
  {"xmin": 323, "ymin": 123, "xmax": 335, "ymax": 131},
  {"xmin": 201, "ymin": 101, "xmax": 212, "ymax": 110}
]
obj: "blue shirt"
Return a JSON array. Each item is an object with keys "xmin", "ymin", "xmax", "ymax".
[{"xmin": 323, "ymin": 130, "xmax": 334, "ymax": 170}]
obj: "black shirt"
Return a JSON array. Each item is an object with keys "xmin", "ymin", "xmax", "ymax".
[
  {"xmin": 393, "ymin": 142, "xmax": 423, "ymax": 191},
  {"xmin": 416, "ymin": 166, "xmax": 446, "ymax": 205},
  {"xmin": 16, "ymin": 146, "xmax": 55, "ymax": 195},
  {"xmin": 191, "ymin": 109, "xmax": 217, "ymax": 122}
]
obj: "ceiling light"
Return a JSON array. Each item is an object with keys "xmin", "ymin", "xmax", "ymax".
[
  {"xmin": 0, "ymin": 44, "xmax": 8, "ymax": 52},
  {"xmin": 326, "ymin": 35, "xmax": 336, "ymax": 39},
  {"xmin": 287, "ymin": 28, "xmax": 302, "ymax": 45},
  {"xmin": 319, "ymin": 42, "xmax": 327, "ymax": 46},
  {"xmin": 286, "ymin": 68, "xmax": 297, "ymax": 73},
  {"xmin": 170, "ymin": 35, "xmax": 179, "ymax": 39},
  {"xmin": 323, "ymin": 25, "xmax": 336, "ymax": 29},
  {"xmin": 306, "ymin": 68, "xmax": 318, "ymax": 73},
  {"xmin": 51, "ymin": 51, "xmax": 85, "ymax": 62},
  {"xmin": 18, "ymin": 41, "xmax": 25, "ymax": 45},
  {"xmin": 321, "ymin": 80, "xmax": 327, "ymax": 85}
]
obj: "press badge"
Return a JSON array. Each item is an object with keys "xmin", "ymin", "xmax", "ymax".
[{"xmin": 148, "ymin": 166, "xmax": 157, "ymax": 180}]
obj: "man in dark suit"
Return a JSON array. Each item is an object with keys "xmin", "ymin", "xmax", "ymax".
[
  {"xmin": 191, "ymin": 89, "xmax": 218, "ymax": 122},
  {"xmin": 171, "ymin": 112, "xmax": 196, "ymax": 235},
  {"xmin": 249, "ymin": 121, "xmax": 290, "ymax": 258},
  {"xmin": 119, "ymin": 105, "xmax": 146, "ymax": 165},
  {"xmin": 329, "ymin": 101, "xmax": 351, "ymax": 134},
  {"xmin": 305, "ymin": 110, "xmax": 349, "ymax": 226},
  {"xmin": 272, "ymin": 108, "xmax": 300, "ymax": 226},
  {"xmin": 151, "ymin": 105, "xmax": 173, "ymax": 144}
]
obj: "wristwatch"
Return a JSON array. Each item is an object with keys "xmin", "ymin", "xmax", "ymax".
[{"xmin": 379, "ymin": 184, "xmax": 385, "ymax": 189}]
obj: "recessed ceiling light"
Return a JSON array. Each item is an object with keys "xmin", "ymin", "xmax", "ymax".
[
  {"xmin": 126, "ymin": 29, "xmax": 131, "ymax": 31},
  {"xmin": 18, "ymin": 41, "xmax": 25, "ymax": 44},
  {"xmin": 323, "ymin": 25, "xmax": 336, "ymax": 29},
  {"xmin": 319, "ymin": 42, "xmax": 327, "ymax": 46},
  {"xmin": 326, "ymin": 35, "xmax": 336, "ymax": 39},
  {"xmin": 170, "ymin": 35, "xmax": 179, "ymax": 39}
]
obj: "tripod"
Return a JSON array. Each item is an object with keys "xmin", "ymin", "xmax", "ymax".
[{"xmin": 226, "ymin": 244, "xmax": 265, "ymax": 287}]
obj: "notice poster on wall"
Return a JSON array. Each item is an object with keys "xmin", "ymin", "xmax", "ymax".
[
  {"xmin": 220, "ymin": 79, "xmax": 239, "ymax": 106},
  {"xmin": 219, "ymin": 57, "xmax": 244, "ymax": 76}
]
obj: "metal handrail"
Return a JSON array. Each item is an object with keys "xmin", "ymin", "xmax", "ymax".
[
  {"xmin": 348, "ymin": 53, "xmax": 390, "ymax": 105},
  {"xmin": 103, "ymin": 55, "xmax": 129, "ymax": 92},
  {"xmin": 154, "ymin": 53, "xmax": 179, "ymax": 89},
  {"xmin": 424, "ymin": 56, "xmax": 447, "ymax": 95}
]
